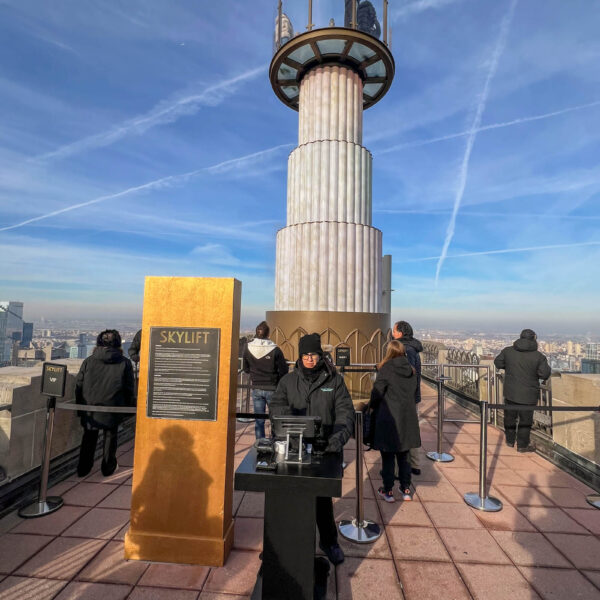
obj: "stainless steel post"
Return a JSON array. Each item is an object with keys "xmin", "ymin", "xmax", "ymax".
[
  {"xmin": 383, "ymin": 0, "xmax": 388, "ymax": 44},
  {"xmin": 587, "ymin": 495, "xmax": 600, "ymax": 509},
  {"xmin": 339, "ymin": 411, "xmax": 382, "ymax": 543},
  {"xmin": 464, "ymin": 400, "xmax": 502, "ymax": 512},
  {"xmin": 427, "ymin": 375, "xmax": 454, "ymax": 462},
  {"xmin": 277, "ymin": 0, "xmax": 282, "ymax": 50},
  {"xmin": 307, "ymin": 0, "xmax": 314, "ymax": 30},
  {"xmin": 19, "ymin": 397, "xmax": 64, "ymax": 518}
]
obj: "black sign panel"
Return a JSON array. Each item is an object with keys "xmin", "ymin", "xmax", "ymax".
[
  {"xmin": 335, "ymin": 347, "xmax": 351, "ymax": 367},
  {"xmin": 41, "ymin": 362, "xmax": 67, "ymax": 397},
  {"xmin": 147, "ymin": 327, "xmax": 220, "ymax": 421}
]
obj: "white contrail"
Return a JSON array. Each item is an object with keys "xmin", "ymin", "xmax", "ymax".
[
  {"xmin": 379, "ymin": 100, "xmax": 600, "ymax": 154},
  {"xmin": 0, "ymin": 144, "xmax": 291, "ymax": 233},
  {"xmin": 36, "ymin": 66, "xmax": 264, "ymax": 162},
  {"xmin": 435, "ymin": 0, "xmax": 518, "ymax": 286},
  {"xmin": 397, "ymin": 240, "xmax": 600, "ymax": 263},
  {"xmin": 375, "ymin": 208, "xmax": 600, "ymax": 220}
]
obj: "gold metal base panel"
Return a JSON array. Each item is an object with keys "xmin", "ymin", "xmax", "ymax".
[{"xmin": 266, "ymin": 310, "xmax": 390, "ymax": 403}]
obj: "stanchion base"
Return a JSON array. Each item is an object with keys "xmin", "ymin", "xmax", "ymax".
[
  {"xmin": 338, "ymin": 518, "xmax": 382, "ymax": 544},
  {"xmin": 464, "ymin": 492, "xmax": 502, "ymax": 512},
  {"xmin": 587, "ymin": 494, "xmax": 600, "ymax": 509},
  {"xmin": 426, "ymin": 451, "xmax": 454, "ymax": 463},
  {"xmin": 19, "ymin": 496, "xmax": 64, "ymax": 519}
]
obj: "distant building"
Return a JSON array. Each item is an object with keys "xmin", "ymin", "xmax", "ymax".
[
  {"xmin": 69, "ymin": 346, "xmax": 79, "ymax": 359},
  {"xmin": 585, "ymin": 343, "xmax": 600, "ymax": 360},
  {"xmin": 0, "ymin": 301, "xmax": 24, "ymax": 364},
  {"xmin": 21, "ymin": 322, "xmax": 33, "ymax": 347},
  {"xmin": 581, "ymin": 358, "xmax": 600, "ymax": 374}
]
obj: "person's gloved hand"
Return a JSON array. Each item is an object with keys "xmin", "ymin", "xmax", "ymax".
[{"xmin": 325, "ymin": 435, "xmax": 343, "ymax": 453}]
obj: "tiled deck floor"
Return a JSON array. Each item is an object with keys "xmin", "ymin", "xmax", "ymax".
[{"xmin": 1, "ymin": 384, "xmax": 599, "ymax": 599}]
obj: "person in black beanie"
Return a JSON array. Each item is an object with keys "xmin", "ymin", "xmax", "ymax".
[
  {"xmin": 271, "ymin": 332, "xmax": 355, "ymax": 566},
  {"xmin": 494, "ymin": 329, "xmax": 551, "ymax": 452}
]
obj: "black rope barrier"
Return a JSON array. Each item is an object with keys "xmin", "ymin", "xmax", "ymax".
[
  {"xmin": 56, "ymin": 402, "xmax": 137, "ymax": 413},
  {"xmin": 235, "ymin": 412, "xmax": 269, "ymax": 420}
]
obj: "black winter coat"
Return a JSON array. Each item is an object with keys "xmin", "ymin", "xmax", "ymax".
[
  {"xmin": 494, "ymin": 339, "xmax": 551, "ymax": 405},
  {"xmin": 243, "ymin": 339, "xmax": 288, "ymax": 390},
  {"xmin": 369, "ymin": 356, "xmax": 421, "ymax": 453},
  {"xmin": 270, "ymin": 360, "xmax": 355, "ymax": 449},
  {"xmin": 401, "ymin": 336, "xmax": 423, "ymax": 404},
  {"xmin": 76, "ymin": 347, "xmax": 135, "ymax": 429}
]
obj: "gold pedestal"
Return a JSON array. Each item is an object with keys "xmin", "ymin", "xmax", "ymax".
[{"xmin": 124, "ymin": 277, "xmax": 241, "ymax": 566}]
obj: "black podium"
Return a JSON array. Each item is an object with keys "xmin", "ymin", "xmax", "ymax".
[{"xmin": 235, "ymin": 448, "xmax": 343, "ymax": 600}]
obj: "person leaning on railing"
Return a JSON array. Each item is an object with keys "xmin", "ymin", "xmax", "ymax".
[
  {"xmin": 494, "ymin": 329, "xmax": 551, "ymax": 453},
  {"xmin": 75, "ymin": 329, "xmax": 135, "ymax": 477}
]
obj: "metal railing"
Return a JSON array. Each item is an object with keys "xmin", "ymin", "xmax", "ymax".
[
  {"xmin": 446, "ymin": 349, "xmax": 481, "ymax": 398},
  {"xmin": 274, "ymin": 0, "xmax": 391, "ymax": 52}
]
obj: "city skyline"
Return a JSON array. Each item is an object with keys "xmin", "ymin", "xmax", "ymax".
[{"xmin": 1, "ymin": 0, "xmax": 599, "ymax": 333}]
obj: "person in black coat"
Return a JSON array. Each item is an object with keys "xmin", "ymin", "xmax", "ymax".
[
  {"xmin": 128, "ymin": 329, "xmax": 142, "ymax": 363},
  {"xmin": 271, "ymin": 333, "xmax": 354, "ymax": 566},
  {"xmin": 76, "ymin": 329, "xmax": 135, "ymax": 477},
  {"xmin": 494, "ymin": 329, "xmax": 551, "ymax": 452},
  {"xmin": 392, "ymin": 320, "xmax": 423, "ymax": 475},
  {"xmin": 369, "ymin": 340, "xmax": 421, "ymax": 503}
]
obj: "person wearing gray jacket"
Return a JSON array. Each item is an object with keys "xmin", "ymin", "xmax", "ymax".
[{"xmin": 494, "ymin": 329, "xmax": 551, "ymax": 452}]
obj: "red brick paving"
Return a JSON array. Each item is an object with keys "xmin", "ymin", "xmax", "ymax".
[{"xmin": 0, "ymin": 391, "xmax": 597, "ymax": 599}]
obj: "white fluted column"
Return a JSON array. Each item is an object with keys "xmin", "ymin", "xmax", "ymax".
[{"xmin": 275, "ymin": 64, "xmax": 382, "ymax": 313}]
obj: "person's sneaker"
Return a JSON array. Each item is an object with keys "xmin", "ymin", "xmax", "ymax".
[
  {"xmin": 400, "ymin": 487, "xmax": 413, "ymax": 501},
  {"xmin": 377, "ymin": 487, "xmax": 395, "ymax": 503},
  {"xmin": 411, "ymin": 467, "xmax": 421, "ymax": 475},
  {"xmin": 319, "ymin": 542, "xmax": 344, "ymax": 565},
  {"xmin": 506, "ymin": 439, "xmax": 515, "ymax": 448},
  {"xmin": 517, "ymin": 445, "xmax": 536, "ymax": 453}
]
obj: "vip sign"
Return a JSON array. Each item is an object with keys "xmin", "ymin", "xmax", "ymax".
[{"xmin": 41, "ymin": 362, "xmax": 67, "ymax": 397}]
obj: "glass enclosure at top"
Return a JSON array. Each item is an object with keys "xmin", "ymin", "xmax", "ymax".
[{"xmin": 273, "ymin": 0, "xmax": 391, "ymax": 53}]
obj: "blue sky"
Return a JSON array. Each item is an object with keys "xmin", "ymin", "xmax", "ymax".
[{"xmin": 0, "ymin": 0, "xmax": 599, "ymax": 334}]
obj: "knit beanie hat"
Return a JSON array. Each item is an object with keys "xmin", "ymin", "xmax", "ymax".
[
  {"xmin": 520, "ymin": 329, "xmax": 536, "ymax": 340},
  {"xmin": 298, "ymin": 333, "xmax": 323, "ymax": 357}
]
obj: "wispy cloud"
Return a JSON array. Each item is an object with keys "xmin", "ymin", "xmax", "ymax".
[
  {"xmin": 397, "ymin": 240, "xmax": 600, "ymax": 263},
  {"xmin": 393, "ymin": 0, "xmax": 464, "ymax": 20},
  {"xmin": 376, "ymin": 209, "xmax": 600, "ymax": 220},
  {"xmin": 378, "ymin": 100, "xmax": 600, "ymax": 154},
  {"xmin": 435, "ymin": 0, "xmax": 518, "ymax": 286},
  {"xmin": 36, "ymin": 66, "xmax": 264, "ymax": 162},
  {"xmin": 0, "ymin": 144, "xmax": 292, "ymax": 233}
]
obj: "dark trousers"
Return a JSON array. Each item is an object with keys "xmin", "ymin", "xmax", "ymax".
[
  {"xmin": 504, "ymin": 399, "xmax": 534, "ymax": 448},
  {"xmin": 381, "ymin": 450, "xmax": 411, "ymax": 491},
  {"xmin": 316, "ymin": 497, "xmax": 337, "ymax": 547},
  {"xmin": 77, "ymin": 426, "xmax": 119, "ymax": 477}
]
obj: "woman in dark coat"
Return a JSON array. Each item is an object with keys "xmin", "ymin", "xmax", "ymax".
[
  {"xmin": 75, "ymin": 329, "xmax": 135, "ymax": 477},
  {"xmin": 369, "ymin": 340, "xmax": 421, "ymax": 502}
]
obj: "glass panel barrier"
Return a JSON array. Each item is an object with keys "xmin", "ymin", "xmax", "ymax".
[{"xmin": 274, "ymin": 0, "xmax": 391, "ymax": 53}]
